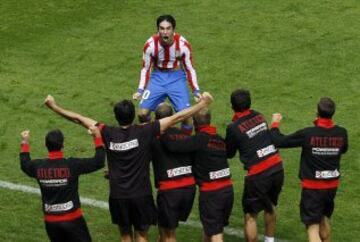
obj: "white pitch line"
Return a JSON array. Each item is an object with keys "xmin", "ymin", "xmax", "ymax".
[{"xmin": 0, "ymin": 180, "xmax": 290, "ymax": 242}]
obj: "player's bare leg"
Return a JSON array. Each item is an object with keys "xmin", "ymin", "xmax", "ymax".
[
  {"xmin": 135, "ymin": 230, "xmax": 149, "ymax": 242},
  {"xmin": 264, "ymin": 205, "xmax": 276, "ymax": 242},
  {"xmin": 306, "ymin": 224, "xmax": 321, "ymax": 242},
  {"xmin": 244, "ymin": 213, "xmax": 258, "ymax": 242},
  {"xmin": 159, "ymin": 227, "xmax": 176, "ymax": 242},
  {"xmin": 204, "ymin": 233, "xmax": 223, "ymax": 242},
  {"xmin": 119, "ymin": 227, "xmax": 133, "ymax": 242},
  {"xmin": 319, "ymin": 216, "xmax": 331, "ymax": 242},
  {"xmin": 202, "ymin": 232, "xmax": 210, "ymax": 242}
]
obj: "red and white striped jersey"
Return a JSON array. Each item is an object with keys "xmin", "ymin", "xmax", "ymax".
[{"xmin": 138, "ymin": 33, "xmax": 199, "ymax": 92}]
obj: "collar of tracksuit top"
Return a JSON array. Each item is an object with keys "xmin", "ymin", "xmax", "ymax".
[
  {"xmin": 313, "ymin": 118, "xmax": 334, "ymax": 128},
  {"xmin": 232, "ymin": 109, "xmax": 252, "ymax": 121}
]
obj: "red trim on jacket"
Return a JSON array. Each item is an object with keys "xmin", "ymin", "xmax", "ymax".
[
  {"xmin": 200, "ymin": 179, "xmax": 233, "ymax": 192},
  {"xmin": 44, "ymin": 208, "xmax": 83, "ymax": 222},
  {"xmin": 314, "ymin": 118, "xmax": 334, "ymax": 129},
  {"xmin": 159, "ymin": 176, "xmax": 195, "ymax": 191},
  {"xmin": 301, "ymin": 179, "xmax": 339, "ymax": 189},
  {"xmin": 247, "ymin": 154, "xmax": 282, "ymax": 176},
  {"xmin": 48, "ymin": 151, "xmax": 64, "ymax": 160},
  {"xmin": 21, "ymin": 143, "xmax": 30, "ymax": 153},
  {"xmin": 94, "ymin": 137, "xmax": 104, "ymax": 147},
  {"xmin": 97, "ymin": 123, "xmax": 105, "ymax": 131},
  {"xmin": 232, "ymin": 109, "xmax": 251, "ymax": 121},
  {"xmin": 271, "ymin": 122, "xmax": 280, "ymax": 129},
  {"xmin": 196, "ymin": 125, "xmax": 217, "ymax": 135}
]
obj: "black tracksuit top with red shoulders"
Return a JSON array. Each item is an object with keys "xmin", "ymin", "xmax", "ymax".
[
  {"xmin": 225, "ymin": 109, "xmax": 283, "ymax": 177},
  {"xmin": 270, "ymin": 118, "xmax": 348, "ymax": 189},
  {"xmin": 98, "ymin": 121, "xmax": 160, "ymax": 198},
  {"xmin": 19, "ymin": 140, "xmax": 105, "ymax": 222},
  {"xmin": 151, "ymin": 127, "xmax": 195, "ymax": 191},
  {"xmin": 161, "ymin": 126, "xmax": 232, "ymax": 192}
]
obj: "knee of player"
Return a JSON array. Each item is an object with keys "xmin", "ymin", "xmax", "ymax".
[
  {"xmin": 161, "ymin": 228, "xmax": 176, "ymax": 238},
  {"xmin": 245, "ymin": 213, "xmax": 258, "ymax": 223}
]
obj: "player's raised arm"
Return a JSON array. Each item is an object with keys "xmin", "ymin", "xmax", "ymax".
[
  {"xmin": 159, "ymin": 92, "xmax": 213, "ymax": 133},
  {"xmin": 44, "ymin": 95, "xmax": 97, "ymax": 129}
]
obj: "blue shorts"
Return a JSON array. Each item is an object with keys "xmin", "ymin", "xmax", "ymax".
[{"xmin": 139, "ymin": 70, "xmax": 191, "ymax": 112}]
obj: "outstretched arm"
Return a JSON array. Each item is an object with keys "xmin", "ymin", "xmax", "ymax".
[
  {"xmin": 73, "ymin": 126, "xmax": 106, "ymax": 175},
  {"xmin": 45, "ymin": 95, "xmax": 97, "ymax": 129},
  {"xmin": 159, "ymin": 92, "xmax": 213, "ymax": 133},
  {"xmin": 270, "ymin": 113, "xmax": 305, "ymax": 148},
  {"xmin": 19, "ymin": 130, "xmax": 35, "ymax": 177}
]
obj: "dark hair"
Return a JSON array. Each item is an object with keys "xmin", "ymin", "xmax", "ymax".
[
  {"xmin": 193, "ymin": 108, "xmax": 211, "ymax": 126},
  {"xmin": 317, "ymin": 97, "xmax": 335, "ymax": 118},
  {"xmin": 113, "ymin": 100, "xmax": 135, "ymax": 125},
  {"xmin": 45, "ymin": 129, "xmax": 64, "ymax": 151},
  {"xmin": 155, "ymin": 103, "xmax": 173, "ymax": 120},
  {"xmin": 230, "ymin": 89, "xmax": 251, "ymax": 112},
  {"xmin": 157, "ymin": 15, "xmax": 176, "ymax": 29}
]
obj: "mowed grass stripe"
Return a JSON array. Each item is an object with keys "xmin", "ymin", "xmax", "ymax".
[{"xmin": 0, "ymin": 180, "xmax": 290, "ymax": 242}]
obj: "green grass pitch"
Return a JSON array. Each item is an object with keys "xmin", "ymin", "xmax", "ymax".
[{"xmin": 1, "ymin": 0, "xmax": 359, "ymax": 241}]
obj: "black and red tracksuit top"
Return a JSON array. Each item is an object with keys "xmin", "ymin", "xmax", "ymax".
[
  {"xmin": 270, "ymin": 118, "xmax": 348, "ymax": 189},
  {"xmin": 97, "ymin": 121, "xmax": 160, "ymax": 199},
  {"xmin": 151, "ymin": 127, "xmax": 195, "ymax": 191},
  {"xmin": 225, "ymin": 109, "xmax": 283, "ymax": 177},
  {"xmin": 19, "ymin": 138, "xmax": 105, "ymax": 222},
  {"xmin": 161, "ymin": 125, "xmax": 232, "ymax": 192}
]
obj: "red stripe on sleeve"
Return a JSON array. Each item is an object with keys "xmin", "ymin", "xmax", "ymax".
[
  {"xmin": 94, "ymin": 137, "xmax": 104, "ymax": 147},
  {"xmin": 21, "ymin": 143, "xmax": 30, "ymax": 153},
  {"xmin": 97, "ymin": 123, "xmax": 105, "ymax": 131},
  {"xmin": 271, "ymin": 122, "xmax": 280, "ymax": 128}
]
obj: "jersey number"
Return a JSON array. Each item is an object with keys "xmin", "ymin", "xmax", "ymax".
[{"xmin": 140, "ymin": 90, "xmax": 151, "ymax": 104}]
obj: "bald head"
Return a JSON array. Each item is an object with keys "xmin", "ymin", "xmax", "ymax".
[
  {"xmin": 193, "ymin": 108, "xmax": 211, "ymax": 127},
  {"xmin": 155, "ymin": 102, "xmax": 174, "ymax": 120}
]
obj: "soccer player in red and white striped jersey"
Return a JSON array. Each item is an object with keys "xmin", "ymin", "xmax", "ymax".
[{"xmin": 133, "ymin": 15, "xmax": 201, "ymax": 134}]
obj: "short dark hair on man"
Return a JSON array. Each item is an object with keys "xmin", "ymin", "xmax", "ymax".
[
  {"xmin": 193, "ymin": 108, "xmax": 211, "ymax": 126},
  {"xmin": 45, "ymin": 129, "xmax": 64, "ymax": 151},
  {"xmin": 317, "ymin": 97, "xmax": 336, "ymax": 118},
  {"xmin": 231, "ymin": 89, "xmax": 251, "ymax": 112},
  {"xmin": 114, "ymin": 100, "xmax": 135, "ymax": 126},
  {"xmin": 155, "ymin": 103, "xmax": 173, "ymax": 120},
  {"xmin": 157, "ymin": 15, "xmax": 176, "ymax": 29}
]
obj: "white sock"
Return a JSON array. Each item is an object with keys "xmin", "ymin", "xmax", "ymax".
[{"xmin": 264, "ymin": 236, "xmax": 274, "ymax": 242}]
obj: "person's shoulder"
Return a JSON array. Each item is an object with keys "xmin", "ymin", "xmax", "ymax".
[
  {"xmin": 334, "ymin": 125, "xmax": 348, "ymax": 133},
  {"xmin": 226, "ymin": 121, "xmax": 236, "ymax": 130},
  {"xmin": 251, "ymin": 109, "xmax": 262, "ymax": 116},
  {"xmin": 179, "ymin": 35, "xmax": 191, "ymax": 45},
  {"xmin": 144, "ymin": 35, "xmax": 157, "ymax": 45}
]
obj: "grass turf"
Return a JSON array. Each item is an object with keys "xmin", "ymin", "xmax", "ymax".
[{"xmin": 1, "ymin": 0, "xmax": 359, "ymax": 241}]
